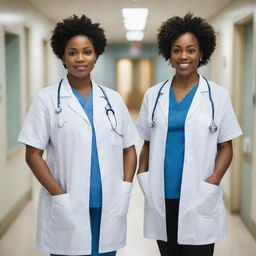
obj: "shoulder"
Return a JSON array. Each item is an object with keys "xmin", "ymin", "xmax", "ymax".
[
  {"xmin": 30, "ymin": 84, "xmax": 59, "ymax": 110},
  {"xmin": 207, "ymin": 79, "xmax": 229, "ymax": 98},
  {"xmin": 96, "ymin": 83, "xmax": 123, "ymax": 102},
  {"xmin": 35, "ymin": 83, "xmax": 58, "ymax": 99},
  {"xmin": 144, "ymin": 80, "xmax": 169, "ymax": 98}
]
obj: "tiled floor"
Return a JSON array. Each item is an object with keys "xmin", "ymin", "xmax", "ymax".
[{"xmin": 0, "ymin": 177, "xmax": 256, "ymax": 256}]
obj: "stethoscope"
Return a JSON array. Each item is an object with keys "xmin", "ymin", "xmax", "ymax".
[
  {"xmin": 55, "ymin": 79, "xmax": 123, "ymax": 136},
  {"xmin": 151, "ymin": 76, "xmax": 218, "ymax": 133}
]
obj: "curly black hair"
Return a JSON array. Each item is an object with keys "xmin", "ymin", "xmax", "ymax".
[
  {"xmin": 51, "ymin": 15, "xmax": 107, "ymax": 59},
  {"xmin": 157, "ymin": 13, "xmax": 216, "ymax": 66}
]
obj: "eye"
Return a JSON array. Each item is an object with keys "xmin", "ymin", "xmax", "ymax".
[
  {"xmin": 84, "ymin": 49, "xmax": 92, "ymax": 55},
  {"xmin": 172, "ymin": 48, "xmax": 180, "ymax": 54},
  {"xmin": 187, "ymin": 48, "xmax": 196, "ymax": 54},
  {"xmin": 68, "ymin": 51, "xmax": 77, "ymax": 56}
]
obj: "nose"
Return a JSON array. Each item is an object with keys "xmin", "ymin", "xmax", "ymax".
[
  {"xmin": 181, "ymin": 50, "xmax": 188, "ymax": 59},
  {"xmin": 75, "ymin": 52, "xmax": 85, "ymax": 62}
]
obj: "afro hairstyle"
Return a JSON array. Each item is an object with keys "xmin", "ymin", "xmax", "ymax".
[
  {"xmin": 51, "ymin": 15, "xmax": 107, "ymax": 59},
  {"xmin": 157, "ymin": 13, "xmax": 216, "ymax": 66}
]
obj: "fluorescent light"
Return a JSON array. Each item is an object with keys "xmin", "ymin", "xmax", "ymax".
[
  {"xmin": 122, "ymin": 8, "xmax": 148, "ymax": 41},
  {"xmin": 0, "ymin": 13, "xmax": 24, "ymax": 23},
  {"xmin": 122, "ymin": 8, "xmax": 148, "ymax": 31},
  {"xmin": 126, "ymin": 31, "xmax": 144, "ymax": 41},
  {"xmin": 124, "ymin": 19, "xmax": 146, "ymax": 30},
  {"xmin": 122, "ymin": 8, "xmax": 148, "ymax": 19}
]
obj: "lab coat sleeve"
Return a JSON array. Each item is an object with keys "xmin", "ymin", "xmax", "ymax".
[
  {"xmin": 136, "ymin": 92, "xmax": 150, "ymax": 141},
  {"xmin": 120, "ymin": 97, "xmax": 140, "ymax": 148},
  {"xmin": 18, "ymin": 90, "xmax": 50, "ymax": 150},
  {"xmin": 217, "ymin": 91, "xmax": 242, "ymax": 143}
]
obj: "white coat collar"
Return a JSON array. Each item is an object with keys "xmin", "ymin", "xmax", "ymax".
[
  {"xmin": 92, "ymin": 80, "xmax": 108, "ymax": 124},
  {"xmin": 59, "ymin": 76, "xmax": 107, "ymax": 125},
  {"xmin": 157, "ymin": 78, "xmax": 171, "ymax": 124},
  {"xmin": 186, "ymin": 75, "xmax": 209, "ymax": 120},
  {"xmin": 157, "ymin": 74, "xmax": 209, "ymax": 123}
]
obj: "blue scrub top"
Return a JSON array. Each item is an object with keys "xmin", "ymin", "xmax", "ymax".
[
  {"xmin": 72, "ymin": 88, "xmax": 102, "ymax": 208},
  {"xmin": 164, "ymin": 84, "xmax": 198, "ymax": 199}
]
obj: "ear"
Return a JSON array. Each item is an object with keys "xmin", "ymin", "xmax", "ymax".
[
  {"xmin": 62, "ymin": 57, "xmax": 67, "ymax": 69},
  {"xmin": 200, "ymin": 51, "xmax": 203, "ymax": 61},
  {"xmin": 169, "ymin": 59, "xmax": 174, "ymax": 67},
  {"xmin": 62, "ymin": 59, "xmax": 67, "ymax": 69}
]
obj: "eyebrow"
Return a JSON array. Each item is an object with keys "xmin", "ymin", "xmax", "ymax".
[
  {"xmin": 172, "ymin": 44, "xmax": 196, "ymax": 48},
  {"xmin": 67, "ymin": 46, "xmax": 92, "ymax": 50}
]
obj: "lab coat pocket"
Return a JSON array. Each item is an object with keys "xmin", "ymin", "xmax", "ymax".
[
  {"xmin": 137, "ymin": 172, "xmax": 154, "ymax": 209},
  {"xmin": 119, "ymin": 181, "xmax": 133, "ymax": 217},
  {"xmin": 196, "ymin": 181, "xmax": 221, "ymax": 217},
  {"xmin": 49, "ymin": 193, "xmax": 75, "ymax": 229}
]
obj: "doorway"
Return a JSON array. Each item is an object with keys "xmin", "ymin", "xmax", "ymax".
[
  {"xmin": 116, "ymin": 58, "xmax": 153, "ymax": 111},
  {"xmin": 233, "ymin": 17, "xmax": 254, "ymax": 230},
  {"xmin": 240, "ymin": 20, "xmax": 253, "ymax": 225}
]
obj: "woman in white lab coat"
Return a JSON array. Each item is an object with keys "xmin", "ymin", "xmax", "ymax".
[
  {"xmin": 137, "ymin": 13, "xmax": 242, "ymax": 256},
  {"xmin": 18, "ymin": 15, "xmax": 139, "ymax": 256}
]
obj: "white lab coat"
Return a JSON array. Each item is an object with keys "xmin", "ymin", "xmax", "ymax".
[
  {"xmin": 18, "ymin": 76, "xmax": 139, "ymax": 255},
  {"xmin": 136, "ymin": 75, "xmax": 242, "ymax": 245}
]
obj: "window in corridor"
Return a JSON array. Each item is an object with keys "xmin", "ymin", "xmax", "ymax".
[{"xmin": 4, "ymin": 32, "xmax": 21, "ymax": 153}]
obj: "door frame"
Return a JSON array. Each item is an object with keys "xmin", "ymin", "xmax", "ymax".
[{"xmin": 232, "ymin": 12, "xmax": 256, "ymax": 239}]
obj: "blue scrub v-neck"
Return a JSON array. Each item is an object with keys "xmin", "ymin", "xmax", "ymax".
[
  {"xmin": 72, "ymin": 88, "xmax": 102, "ymax": 208},
  {"xmin": 164, "ymin": 84, "xmax": 198, "ymax": 199}
]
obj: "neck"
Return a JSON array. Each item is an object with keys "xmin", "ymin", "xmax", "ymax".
[
  {"xmin": 67, "ymin": 73, "xmax": 92, "ymax": 90},
  {"xmin": 172, "ymin": 72, "xmax": 199, "ymax": 89}
]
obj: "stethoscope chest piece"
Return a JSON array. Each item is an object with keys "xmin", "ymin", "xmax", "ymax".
[
  {"xmin": 209, "ymin": 122, "xmax": 218, "ymax": 133},
  {"xmin": 55, "ymin": 106, "xmax": 62, "ymax": 114}
]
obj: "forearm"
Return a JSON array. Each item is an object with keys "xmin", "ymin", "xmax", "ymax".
[
  {"xmin": 26, "ymin": 146, "xmax": 65, "ymax": 195},
  {"xmin": 137, "ymin": 140, "xmax": 150, "ymax": 174},
  {"xmin": 205, "ymin": 140, "xmax": 233, "ymax": 185},
  {"xmin": 123, "ymin": 145, "xmax": 137, "ymax": 182}
]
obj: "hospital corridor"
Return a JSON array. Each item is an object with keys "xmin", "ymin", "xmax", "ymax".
[{"xmin": 1, "ymin": 0, "xmax": 256, "ymax": 255}]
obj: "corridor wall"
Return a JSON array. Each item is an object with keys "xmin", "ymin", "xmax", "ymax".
[{"xmin": 0, "ymin": 0, "xmax": 62, "ymax": 237}]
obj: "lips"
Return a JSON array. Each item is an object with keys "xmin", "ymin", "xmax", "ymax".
[
  {"xmin": 178, "ymin": 63, "xmax": 190, "ymax": 69},
  {"xmin": 74, "ymin": 65, "xmax": 88, "ymax": 71}
]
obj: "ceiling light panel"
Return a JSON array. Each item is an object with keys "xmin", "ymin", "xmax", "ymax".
[
  {"xmin": 126, "ymin": 31, "xmax": 144, "ymax": 41},
  {"xmin": 122, "ymin": 8, "xmax": 148, "ymax": 31}
]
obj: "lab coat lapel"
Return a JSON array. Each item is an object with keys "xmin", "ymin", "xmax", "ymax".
[
  {"xmin": 158, "ymin": 79, "xmax": 171, "ymax": 124},
  {"xmin": 186, "ymin": 75, "xmax": 209, "ymax": 120},
  {"xmin": 61, "ymin": 76, "xmax": 91, "ymax": 125},
  {"xmin": 92, "ymin": 80, "xmax": 107, "ymax": 124}
]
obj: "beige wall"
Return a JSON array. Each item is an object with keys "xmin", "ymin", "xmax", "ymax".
[{"xmin": 0, "ymin": 0, "xmax": 63, "ymax": 237}]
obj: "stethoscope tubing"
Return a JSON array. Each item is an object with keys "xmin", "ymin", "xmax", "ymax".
[
  {"xmin": 151, "ymin": 76, "xmax": 217, "ymax": 133},
  {"xmin": 55, "ymin": 79, "xmax": 123, "ymax": 136}
]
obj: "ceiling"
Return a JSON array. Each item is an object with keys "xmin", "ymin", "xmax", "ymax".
[{"xmin": 28, "ymin": 0, "xmax": 234, "ymax": 43}]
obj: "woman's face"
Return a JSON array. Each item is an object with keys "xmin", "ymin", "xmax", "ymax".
[
  {"xmin": 62, "ymin": 34, "xmax": 97, "ymax": 80},
  {"xmin": 170, "ymin": 32, "xmax": 202, "ymax": 78}
]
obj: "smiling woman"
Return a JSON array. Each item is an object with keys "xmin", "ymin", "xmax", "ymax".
[
  {"xmin": 18, "ymin": 15, "xmax": 139, "ymax": 256},
  {"xmin": 62, "ymin": 35, "xmax": 97, "ymax": 97},
  {"xmin": 136, "ymin": 13, "xmax": 242, "ymax": 256}
]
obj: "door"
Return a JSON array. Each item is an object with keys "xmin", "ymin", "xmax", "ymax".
[{"xmin": 116, "ymin": 58, "xmax": 153, "ymax": 111}]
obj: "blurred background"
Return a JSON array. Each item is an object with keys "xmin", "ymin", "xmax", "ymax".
[{"xmin": 0, "ymin": 0, "xmax": 256, "ymax": 255}]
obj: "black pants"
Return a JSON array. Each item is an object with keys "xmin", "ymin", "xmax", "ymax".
[{"xmin": 157, "ymin": 199, "xmax": 214, "ymax": 256}]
